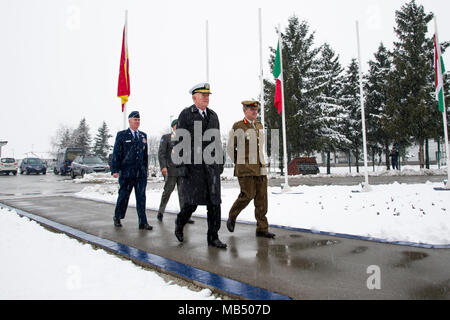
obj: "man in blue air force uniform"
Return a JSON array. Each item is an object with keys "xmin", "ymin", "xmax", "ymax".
[{"xmin": 111, "ymin": 111, "xmax": 153, "ymax": 230}]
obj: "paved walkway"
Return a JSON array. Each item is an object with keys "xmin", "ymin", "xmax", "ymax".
[{"xmin": 2, "ymin": 196, "xmax": 450, "ymax": 299}]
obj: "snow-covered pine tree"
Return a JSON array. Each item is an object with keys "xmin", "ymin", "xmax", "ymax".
[
  {"xmin": 93, "ymin": 121, "xmax": 112, "ymax": 160},
  {"xmin": 310, "ymin": 43, "xmax": 349, "ymax": 174},
  {"xmin": 72, "ymin": 118, "xmax": 92, "ymax": 154},
  {"xmin": 340, "ymin": 59, "xmax": 362, "ymax": 172},
  {"xmin": 386, "ymin": 0, "xmax": 433, "ymax": 168},
  {"xmin": 264, "ymin": 16, "xmax": 321, "ymax": 161},
  {"xmin": 364, "ymin": 42, "xmax": 393, "ymax": 170}
]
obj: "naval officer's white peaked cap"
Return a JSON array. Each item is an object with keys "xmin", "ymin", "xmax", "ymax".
[{"xmin": 189, "ymin": 82, "xmax": 212, "ymax": 95}]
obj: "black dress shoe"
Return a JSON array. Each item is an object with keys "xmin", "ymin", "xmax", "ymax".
[
  {"xmin": 208, "ymin": 238, "xmax": 227, "ymax": 249},
  {"xmin": 187, "ymin": 219, "xmax": 195, "ymax": 224},
  {"xmin": 175, "ymin": 225, "xmax": 184, "ymax": 242},
  {"xmin": 256, "ymin": 231, "xmax": 276, "ymax": 238},
  {"xmin": 157, "ymin": 212, "xmax": 163, "ymax": 222},
  {"xmin": 113, "ymin": 217, "xmax": 122, "ymax": 227},
  {"xmin": 226, "ymin": 218, "xmax": 235, "ymax": 232},
  {"xmin": 139, "ymin": 223, "xmax": 153, "ymax": 230}
]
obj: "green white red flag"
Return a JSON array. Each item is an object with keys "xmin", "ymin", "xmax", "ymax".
[
  {"xmin": 117, "ymin": 23, "xmax": 130, "ymax": 112},
  {"xmin": 273, "ymin": 42, "xmax": 282, "ymax": 114},
  {"xmin": 434, "ymin": 34, "xmax": 446, "ymax": 113}
]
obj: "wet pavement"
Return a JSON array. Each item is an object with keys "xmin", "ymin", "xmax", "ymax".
[{"xmin": 1, "ymin": 194, "xmax": 450, "ymax": 299}]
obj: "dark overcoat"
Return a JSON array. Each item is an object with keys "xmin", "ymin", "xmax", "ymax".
[
  {"xmin": 111, "ymin": 129, "xmax": 148, "ymax": 179},
  {"xmin": 176, "ymin": 105, "xmax": 223, "ymax": 205}
]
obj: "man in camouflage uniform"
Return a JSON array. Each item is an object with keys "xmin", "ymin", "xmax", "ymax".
[
  {"xmin": 157, "ymin": 119, "xmax": 194, "ymax": 223},
  {"xmin": 226, "ymin": 100, "xmax": 275, "ymax": 238}
]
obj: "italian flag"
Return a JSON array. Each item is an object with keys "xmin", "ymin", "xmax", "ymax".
[
  {"xmin": 273, "ymin": 42, "xmax": 282, "ymax": 114},
  {"xmin": 117, "ymin": 23, "xmax": 130, "ymax": 112},
  {"xmin": 434, "ymin": 34, "xmax": 446, "ymax": 113}
]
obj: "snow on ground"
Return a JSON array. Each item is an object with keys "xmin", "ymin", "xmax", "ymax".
[
  {"xmin": 2, "ymin": 165, "xmax": 449, "ymax": 299},
  {"xmin": 0, "ymin": 206, "xmax": 218, "ymax": 300},
  {"xmin": 74, "ymin": 165, "xmax": 450, "ymax": 246}
]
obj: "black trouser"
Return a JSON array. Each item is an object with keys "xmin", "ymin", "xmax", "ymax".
[{"xmin": 176, "ymin": 203, "xmax": 221, "ymax": 241}]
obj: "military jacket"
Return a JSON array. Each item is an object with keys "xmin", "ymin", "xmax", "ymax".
[
  {"xmin": 158, "ymin": 132, "xmax": 179, "ymax": 176},
  {"xmin": 111, "ymin": 129, "xmax": 148, "ymax": 179},
  {"xmin": 227, "ymin": 118, "xmax": 267, "ymax": 177}
]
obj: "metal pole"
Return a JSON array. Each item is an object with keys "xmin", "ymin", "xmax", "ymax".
[
  {"xmin": 259, "ymin": 8, "xmax": 268, "ymax": 169},
  {"xmin": 356, "ymin": 21, "xmax": 371, "ymax": 192},
  {"xmin": 258, "ymin": 9, "xmax": 265, "ymax": 129},
  {"xmin": 123, "ymin": 10, "xmax": 128, "ymax": 130},
  {"xmin": 206, "ymin": 20, "xmax": 210, "ymax": 82},
  {"xmin": 434, "ymin": 17, "xmax": 450, "ymax": 188},
  {"xmin": 278, "ymin": 25, "xmax": 290, "ymax": 190}
]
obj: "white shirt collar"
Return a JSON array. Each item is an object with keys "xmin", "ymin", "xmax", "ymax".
[
  {"xmin": 244, "ymin": 117, "xmax": 255, "ymax": 125},
  {"xmin": 129, "ymin": 128, "xmax": 139, "ymax": 135},
  {"xmin": 195, "ymin": 106, "xmax": 207, "ymax": 117}
]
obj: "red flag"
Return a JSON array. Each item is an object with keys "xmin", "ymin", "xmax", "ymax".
[
  {"xmin": 117, "ymin": 26, "xmax": 130, "ymax": 112},
  {"xmin": 274, "ymin": 79, "xmax": 282, "ymax": 114}
]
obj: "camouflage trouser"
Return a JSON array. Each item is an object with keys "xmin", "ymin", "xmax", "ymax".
[
  {"xmin": 158, "ymin": 175, "xmax": 183, "ymax": 214},
  {"xmin": 228, "ymin": 176, "xmax": 268, "ymax": 232}
]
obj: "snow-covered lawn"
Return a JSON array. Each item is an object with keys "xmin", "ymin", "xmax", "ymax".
[{"xmin": 0, "ymin": 207, "xmax": 219, "ymax": 300}]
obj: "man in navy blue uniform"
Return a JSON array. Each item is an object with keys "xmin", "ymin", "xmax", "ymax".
[
  {"xmin": 111, "ymin": 111, "xmax": 153, "ymax": 230},
  {"xmin": 174, "ymin": 83, "xmax": 227, "ymax": 249}
]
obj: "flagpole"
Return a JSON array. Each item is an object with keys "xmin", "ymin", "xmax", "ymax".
[
  {"xmin": 356, "ymin": 21, "xmax": 371, "ymax": 192},
  {"xmin": 123, "ymin": 10, "xmax": 128, "ymax": 130},
  {"xmin": 434, "ymin": 17, "xmax": 450, "ymax": 188},
  {"xmin": 206, "ymin": 20, "xmax": 210, "ymax": 82},
  {"xmin": 277, "ymin": 25, "xmax": 290, "ymax": 191},
  {"xmin": 259, "ymin": 9, "xmax": 268, "ymax": 167}
]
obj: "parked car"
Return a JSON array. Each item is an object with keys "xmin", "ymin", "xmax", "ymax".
[
  {"xmin": 288, "ymin": 157, "xmax": 320, "ymax": 175},
  {"xmin": 71, "ymin": 155, "xmax": 109, "ymax": 179},
  {"xmin": 54, "ymin": 147, "xmax": 84, "ymax": 176},
  {"xmin": 0, "ymin": 158, "xmax": 18, "ymax": 175},
  {"xmin": 20, "ymin": 157, "xmax": 47, "ymax": 175}
]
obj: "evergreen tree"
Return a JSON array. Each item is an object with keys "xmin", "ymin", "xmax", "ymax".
[
  {"xmin": 364, "ymin": 42, "xmax": 393, "ymax": 169},
  {"xmin": 72, "ymin": 118, "xmax": 92, "ymax": 153},
  {"xmin": 93, "ymin": 121, "xmax": 112, "ymax": 160},
  {"xmin": 310, "ymin": 43, "xmax": 348, "ymax": 173},
  {"xmin": 340, "ymin": 59, "xmax": 362, "ymax": 172},
  {"xmin": 386, "ymin": 0, "xmax": 433, "ymax": 168}
]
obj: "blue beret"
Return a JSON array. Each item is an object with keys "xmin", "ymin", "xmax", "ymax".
[
  {"xmin": 171, "ymin": 119, "xmax": 178, "ymax": 127},
  {"xmin": 128, "ymin": 111, "xmax": 140, "ymax": 119}
]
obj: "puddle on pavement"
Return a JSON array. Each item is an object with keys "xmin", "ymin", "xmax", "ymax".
[
  {"xmin": 268, "ymin": 239, "xmax": 340, "ymax": 270},
  {"xmin": 411, "ymin": 279, "xmax": 450, "ymax": 299},
  {"xmin": 394, "ymin": 251, "xmax": 429, "ymax": 268},
  {"xmin": 270, "ymin": 239, "xmax": 340, "ymax": 253},
  {"xmin": 351, "ymin": 246, "xmax": 368, "ymax": 254}
]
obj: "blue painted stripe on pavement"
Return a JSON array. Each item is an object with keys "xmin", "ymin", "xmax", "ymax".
[{"xmin": 0, "ymin": 203, "xmax": 291, "ymax": 300}]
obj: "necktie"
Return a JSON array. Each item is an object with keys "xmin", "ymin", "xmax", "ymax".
[{"xmin": 202, "ymin": 111, "xmax": 206, "ymax": 118}]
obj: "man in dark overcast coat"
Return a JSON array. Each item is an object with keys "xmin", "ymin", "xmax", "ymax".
[{"xmin": 173, "ymin": 82, "xmax": 226, "ymax": 249}]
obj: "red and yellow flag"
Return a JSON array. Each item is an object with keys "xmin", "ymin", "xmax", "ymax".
[{"xmin": 117, "ymin": 24, "xmax": 130, "ymax": 112}]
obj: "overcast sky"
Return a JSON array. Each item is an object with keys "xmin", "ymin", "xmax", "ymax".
[{"xmin": 1, "ymin": 0, "xmax": 449, "ymax": 158}]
